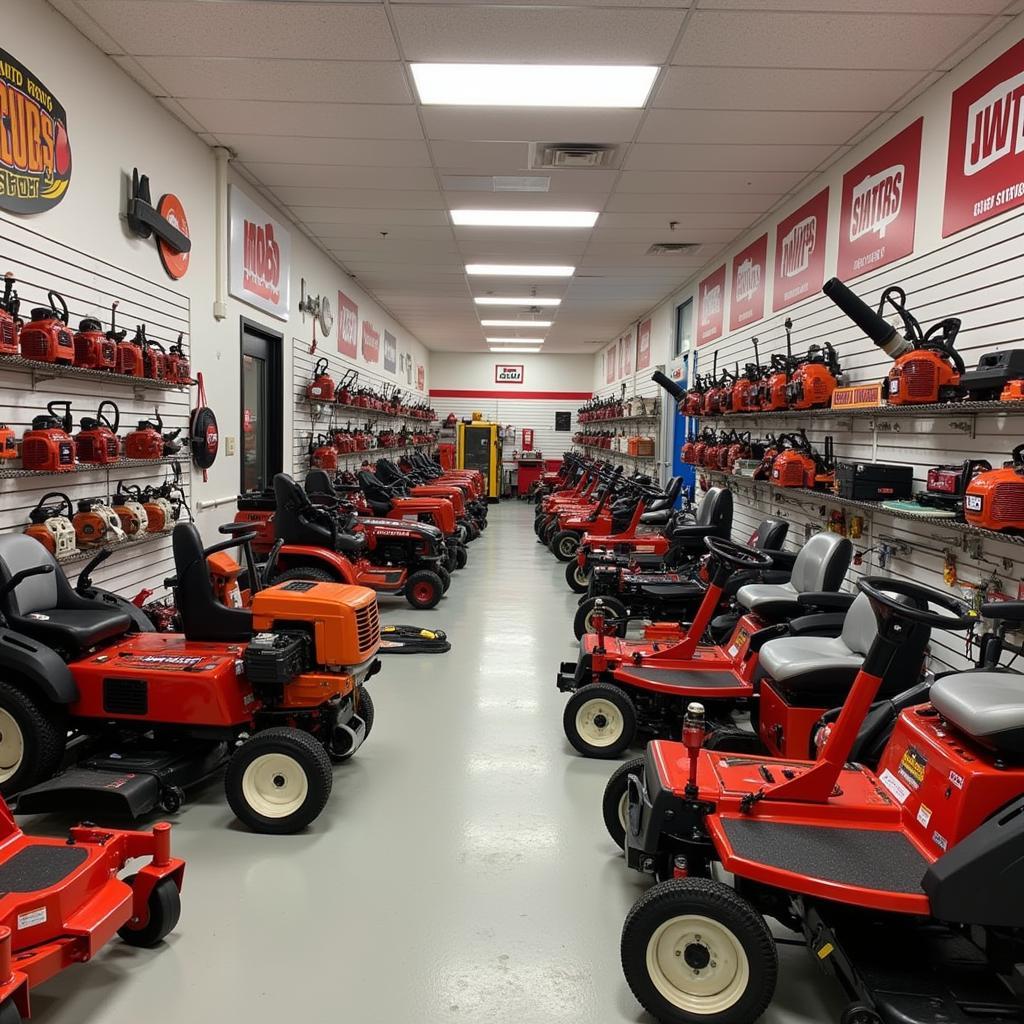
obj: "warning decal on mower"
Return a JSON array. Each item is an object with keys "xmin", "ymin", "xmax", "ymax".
[
  {"xmin": 898, "ymin": 746, "xmax": 927, "ymax": 790},
  {"xmin": 879, "ymin": 768, "xmax": 910, "ymax": 804},
  {"xmin": 17, "ymin": 908, "xmax": 46, "ymax": 930}
]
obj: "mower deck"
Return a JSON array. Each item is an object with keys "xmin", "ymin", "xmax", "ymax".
[
  {"xmin": 612, "ymin": 666, "xmax": 745, "ymax": 694},
  {"xmin": 0, "ymin": 845, "xmax": 88, "ymax": 892}
]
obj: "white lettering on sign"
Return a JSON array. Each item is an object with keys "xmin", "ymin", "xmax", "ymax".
[
  {"xmin": 701, "ymin": 283, "xmax": 722, "ymax": 316},
  {"xmin": 850, "ymin": 165, "xmax": 904, "ymax": 240},
  {"xmin": 965, "ymin": 70, "xmax": 1024, "ymax": 176},
  {"xmin": 780, "ymin": 216, "xmax": 817, "ymax": 278},
  {"xmin": 734, "ymin": 259, "xmax": 761, "ymax": 303},
  {"xmin": 242, "ymin": 219, "xmax": 281, "ymax": 303}
]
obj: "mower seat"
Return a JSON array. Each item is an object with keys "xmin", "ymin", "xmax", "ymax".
[
  {"xmin": 0, "ymin": 535, "xmax": 132, "ymax": 655},
  {"xmin": 736, "ymin": 532, "xmax": 852, "ymax": 621},
  {"xmin": 930, "ymin": 673, "xmax": 1024, "ymax": 755},
  {"xmin": 643, "ymin": 476, "xmax": 683, "ymax": 515},
  {"xmin": 305, "ymin": 468, "xmax": 337, "ymax": 498},
  {"xmin": 639, "ymin": 508, "xmax": 674, "ymax": 527},
  {"xmin": 662, "ymin": 487, "xmax": 733, "ymax": 552},
  {"xmin": 274, "ymin": 474, "xmax": 368, "ymax": 555},
  {"xmin": 172, "ymin": 524, "xmax": 253, "ymax": 643}
]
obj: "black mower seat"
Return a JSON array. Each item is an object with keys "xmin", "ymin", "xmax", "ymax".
[
  {"xmin": 930, "ymin": 673, "xmax": 1024, "ymax": 755},
  {"xmin": 172, "ymin": 524, "xmax": 253, "ymax": 643},
  {"xmin": 640, "ymin": 582, "xmax": 703, "ymax": 601},
  {"xmin": 642, "ymin": 476, "xmax": 684, "ymax": 514},
  {"xmin": 0, "ymin": 534, "xmax": 131, "ymax": 654},
  {"xmin": 737, "ymin": 532, "xmax": 852, "ymax": 620},
  {"xmin": 639, "ymin": 508, "xmax": 673, "ymax": 527},
  {"xmin": 274, "ymin": 474, "xmax": 368, "ymax": 556}
]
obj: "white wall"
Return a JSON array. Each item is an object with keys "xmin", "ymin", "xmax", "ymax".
[
  {"xmin": 588, "ymin": 13, "xmax": 1024, "ymax": 671},
  {"xmin": 0, "ymin": 0, "xmax": 431, "ymax": 600}
]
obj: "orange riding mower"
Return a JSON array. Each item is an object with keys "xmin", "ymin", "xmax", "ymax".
[{"xmin": 375, "ymin": 457, "xmax": 487, "ymax": 539}]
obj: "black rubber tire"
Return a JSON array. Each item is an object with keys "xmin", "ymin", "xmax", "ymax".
[
  {"xmin": 437, "ymin": 565, "xmax": 452, "ymax": 593},
  {"xmin": 551, "ymin": 530, "xmax": 581, "ymax": 562},
  {"xmin": 0, "ymin": 680, "xmax": 67, "ymax": 797},
  {"xmin": 563, "ymin": 682, "xmax": 637, "ymax": 759},
  {"xmin": 621, "ymin": 877, "xmax": 778, "ymax": 1024},
  {"xmin": 225, "ymin": 727, "xmax": 333, "ymax": 834},
  {"xmin": 565, "ymin": 558, "xmax": 590, "ymax": 594},
  {"xmin": 406, "ymin": 569, "xmax": 444, "ymax": 609},
  {"xmin": 357, "ymin": 687, "xmax": 374, "ymax": 740},
  {"xmin": 0, "ymin": 1000, "xmax": 21, "ymax": 1024},
  {"xmin": 573, "ymin": 596, "xmax": 628, "ymax": 641},
  {"xmin": 603, "ymin": 756, "xmax": 646, "ymax": 851},
  {"xmin": 270, "ymin": 565, "xmax": 337, "ymax": 585},
  {"xmin": 841, "ymin": 1005, "xmax": 882, "ymax": 1024},
  {"xmin": 543, "ymin": 520, "xmax": 559, "ymax": 546},
  {"xmin": 454, "ymin": 544, "xmax": 469, "ymax": 570},
  {"xmin": 118, "ymin": 875, "xmax": 182, "ymax": 947}
]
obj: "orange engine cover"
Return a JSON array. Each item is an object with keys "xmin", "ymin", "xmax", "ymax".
[
  {"xmin": 887, "ymin": 353, "xmax": 960, "ymax": 405},
  {"xmin": 771, "ymin": 451, "xmax": 815, "ymax": 488},
  {"xmin": 964, "ymin": 467, "xmax": 1024, "ymax": 530}
]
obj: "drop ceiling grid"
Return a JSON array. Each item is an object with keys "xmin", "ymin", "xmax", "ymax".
[{"xmin": 47, "ymin": 0, "xmax": 1022, "ymax": 352}]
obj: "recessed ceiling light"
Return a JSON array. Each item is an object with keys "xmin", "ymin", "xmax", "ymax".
[
  {"xmin": 474, "ymin": 296, "xmax": 561, "ymax": 306},
  {"xmin": 467, "ymin": 264, "xmax": 574, "ymax": 277},
  {"xmin": 481, "ymin": 319, "xmax": 553, "ymax": 328},
  {"xmin": 487, "ymin": 337, "xmax": 545, "ymax": 345},
  {"xmin": 452, "ymin": 210, "xmax": 598, "ymax": 228},
  {"xmin": 411, "ymin": 64, "xmax": 658, "ymax": 108},
  {"xmin": 488, "ymin": 346, "xmax": 543, "ymax": 354}
]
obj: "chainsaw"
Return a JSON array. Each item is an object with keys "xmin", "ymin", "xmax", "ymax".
[
  {"xmin": 25, "ymin": 492, "xmax": 77, "ymax": 556},
  {"xmin": 76, "ymin": 400, "xmax": 121, "ymax": 464},
  {"xmin": 0, "ymin": 272, "xmax": 21, "ymax": 355}
]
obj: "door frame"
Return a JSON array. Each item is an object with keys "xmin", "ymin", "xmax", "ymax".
[{"xmin": 239, "ymin": 317, "xmax": 284, "ymax": 492}]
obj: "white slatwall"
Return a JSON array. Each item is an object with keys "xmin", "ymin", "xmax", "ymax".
[
  {"xmin": 0, "ymin": 215, "xmax": 191, "ymax": 599},
  {"xmin": 690, "ymin": 208, "xmax": 1024, "ymax": 673},
  {"xmin": 291, "ymin": 336, "xmax": 434, "ymax": 476}
]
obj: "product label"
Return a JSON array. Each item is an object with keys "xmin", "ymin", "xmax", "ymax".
[
  {"xmin": 898, "ymin": 745, "xmax": 928, "ymax": 790},
  {"xmin": 965, "ymin": 494, "xmax": 983, "ymax": 512},
  {"xmin": 916, "ymin": 804, "xmax": 932, "ymax": 828},
  {"xmin": 17, "ymin": 908, "xmax": 46, "ymax": 930},
  {"xmin": 879, "ymin": 768, "xmax": 911, "ymax": 803},
  {"xmin": 949, "ymin": 769, "xmax": 965, "ymax": 789},
  {"xmin": 932, "ymin": 831, "xmax": 948, "ymax": 851}
]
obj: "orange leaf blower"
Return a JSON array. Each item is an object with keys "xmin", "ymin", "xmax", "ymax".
[
  {"xmin": 73, "ymin": 302, "xmax": 120, "ymax": 371},
  {"xmin": 786, "ymin": 341, "xmax": 843, "ymax": 410},
  {"xmin": 75, "ymin": 401, "xmax": 121, "ymax": 464},
  {"xmin": 22, "ymin": 401, "xmax": 76, "ymax": 471},
  {"xmin": 20, "ymin": 290, "xmax": 74, "ymax": 364},
  {"xmin": 823, "ymin": 277, "xmax": 965, "ymax": 405},
  {"xmin": 964, "ymin": 443, "xmax": 1024, "ymax": 532}
]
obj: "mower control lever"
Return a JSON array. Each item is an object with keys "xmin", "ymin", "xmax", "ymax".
[
  {"xmin": 76, "ymin": 548, "xmax": 113, "ymax": 593},
  {"xmin": 0, "ymin": 563, "xmax": 54, "ymax": 605}
]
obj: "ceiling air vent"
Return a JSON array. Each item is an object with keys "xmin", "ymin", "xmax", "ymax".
[
  {"xmin": 530, "ymin": 143, "xmax": 618, "ymax": 169},
  {"xmin": 646, "ymin": 242, "xmax": 701, "ymax": 256}
]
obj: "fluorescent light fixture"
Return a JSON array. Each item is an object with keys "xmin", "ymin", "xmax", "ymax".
[
  {"xmin": 486, "ymin": 338, "xmax": 545, "ymax": 345},
  {"xmin": 411, "ymin": 63, "xmax": 658, "ymax": 108},
  {"xmin": 452, "ymin": 209, "xmax": 598, "ymax": 228},
  {"xmin": 474, "ymin": 296, "xmax": 561, "ymax": 307},
  {"xmin": 481, "ymin": 319, "xmax": 553, "ymax": 328},
  {"xmin": 467, "ymin": 264, "xmax": 574, "ymax": 277},
  {"xmin": 488, "ymin": 347, "xmax": 543, "ymax": 354}
]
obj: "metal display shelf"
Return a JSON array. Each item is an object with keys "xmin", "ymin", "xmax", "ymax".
[
  {"xmin": 314, "ymin": 401, "xmax": 437, "ymax": 426},
  {"xmin": 57, "ymin": 527, "xmax": 176, "ymax": 565},
  {"xmin": 0, "ymin": 455, "xmax": 184, "ymax": 480},
  {"xmin": 577, "ymin": 443, "xmax": 657, "ymax": 464},
  {"xmin": 0, "ymin": 354, "xmax": 188, "ymax": 392},
  {"xmin": 577, "ymin": 413, "xmax": 660, "ymax": 427},
  {"xmin": 326, "ymin": 440, "xmax": 438, "ymax": 461},
  {"xmin": 699, "ymin": 399, "xmax": 1024, "ymax": 421},
  {"xmin": 704, "ymin": 468, "xmax": 1024, "ymax": 546}
]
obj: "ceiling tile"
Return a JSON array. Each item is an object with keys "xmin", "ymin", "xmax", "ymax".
[
  {"xmin": 443, "ymin": 191, "xmax": 611, "ymax": 211},
  {"xmin": 422, "ymin": 108, "xmax": 641, "ymax": 144},
  {"xmin": 429, "ymin": 140, "xmax": 529, "ymax": 171},
  {"xmin": 317, "ymin": 225, "xmax": 456, "ymax": 242},
  {"xmin": 937, "ymin": 16, "xmax": 1013, "ymax": 71},
  {"xmin": 50, "ymin": 0, "xmax": 124, "ymax": 51},
  {"xmin": 393, "ymin": 4, "xmax": 686, "ymax": 62},
  {"xmin": 177, "ymin": 100, "xmax": 422, "ymax": 139},
  {"xmin": 593, "ymin": 210, "xmax": 758, "ymax": 232},
  {"xmin": 604, "ymin": 193, "xmax": 775, "ymax": 213},
  {"xmin": 297, "ymin": 208, "xmax": 450, "ymax": 226},
  {"xmin": 639, "ymin": 109, "xmax": 875, "ymax": 146},
  {"xmin": 625, "ymin": 143, "xmax": 838, "ymax": 172},
  {"xmin": 279, "ymin": 189, "xmax": 443, "ymax": 210},
  {"xmin": 617, "ymin": 169, "xmax": 804, "ymax": 193},
  {"xmin": 75, "ymin": 1, "xmax": 399, "ymax": 59},
  {"xmin": 157, "ymin": 96, "xmax": 207, "ymax": 133},
  {"xmin": 700, "ymin": 0, "xmax": 1005, "ymax": 9},
  {"xmin": 231, "ymin": 136, "xmax": 430, "ymax": 166},
  {"xmin": 242, "ymin": 163, "xmax": 438, "ymax": 189},
  {"xmin": 137, "ymin": 57, "xmax": 412, "ymax": 103},
  {"xmin": 440, "ymin": 168, "xmax": 621, "ymax": 193},
  {"xmin": 672, "ymin": 11, "xmax": 992, "ymax": 70}
]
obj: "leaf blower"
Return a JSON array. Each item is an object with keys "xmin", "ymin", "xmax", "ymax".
[
  {"xmin": 24, "ymin": 492, "xmax": 77, "ymax": 557},
  {"xmin": 73, "ymin": 302, "xmax": 120, "ymax": 371},
  {"xmin": 822, "ymin": 277, "xmax": 964, "ymax": 405},
  {"xmin": 729, "ymin": 337, "xmax": 763, "ymax": 413},
  {"xmin": 112, "ymin": 482, "xmax": 149, "ymax": 536},
  {"xmin": 20, "ymin": 290, "xmax": 74, "ymax": 364},
  {"xmin": 75, "ymin": 400, "xmax": 121, "ymax": 464},
  {"xmin": 0, "ymin": 424, "xmax": 16, "ymax": 460},
  {"xmin": 307, "ymin": 357, "xmax": 336, "ymax": 402},
  {"xmin": 73, "ymin": 496, "xmax": 125, "ymax": 547},
  {"xmin": 309, "ymin": 433, "xmax": 338, "ymax": 471},
  {"xmin": 964, "ymin": 443, "xmax": 1024, "ymax": 532},
  {"xmin": 770, "ymin": 432, "xmax": 818, "ymax": 488},
  {"xmin": 786, "ymin": 341, "xmax": 843, "ymax": 410},
  {"xmin": 22, "ymin": 401, "xmax": 76, "ymax": 471},
  {"xmin": 124, "ymin": 409, "xmax": 167, "ymax": 460},
  {"xmin": 759, "ymin": 319, "xmax": 795, "ymax": 411},
  {"xmin": 116, "ymin": 323, "xmax": 146, "ymax": 377},
  {"xmin": 0, "ymin": 272, "xmax": 21, "ymax": 355}
]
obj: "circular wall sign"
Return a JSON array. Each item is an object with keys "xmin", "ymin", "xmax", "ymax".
[{"xmin": 157, "ymin": 194, "xmax": 191, "ymax": 279}]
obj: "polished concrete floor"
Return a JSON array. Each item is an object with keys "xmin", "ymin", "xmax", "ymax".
[{"xmin": 31, "ymin": 501, "xmax": 843, "ymax": 1024}]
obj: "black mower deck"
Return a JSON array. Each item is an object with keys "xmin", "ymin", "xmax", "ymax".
[
  {"xmin": 614, "ymin": 667, "xmax": 741, "ymax": 690},
  {"xmin": 0, "ymin": 846, "xmax": 88, "ymax": 894},
  {"xmin": 720, "ymin": 818, "xmax": 928, "ymax": 895}
]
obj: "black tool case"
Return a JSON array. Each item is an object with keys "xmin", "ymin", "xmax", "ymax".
[{"xmin": 835, "ymin": 462, "xmax": 914, "ymax": 501}]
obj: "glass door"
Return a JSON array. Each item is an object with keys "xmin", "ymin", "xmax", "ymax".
[{"xmin": 240, "ymin": 319, "xmax": 283, "ymax": 493}]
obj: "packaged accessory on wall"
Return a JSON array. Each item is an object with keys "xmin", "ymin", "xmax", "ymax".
[
  {"xmin": 20, "ymin": 290, "xmax": 74, "ymax": 364},
  {"xmin": 24, "ymin": 491, "xmax": 76, "ymax": 556},
  {"xmin": 22, "ymin": 400, "xmax": 76, "ymax": 471},
  {"xmin": 75, "ymin": 400, "xmax": 121, "ymax": 464},
  {"xmin": 0, "ymin": 272, "xmax": 21, "ymax": 354}
]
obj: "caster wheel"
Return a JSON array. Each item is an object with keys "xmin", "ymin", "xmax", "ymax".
[
  {"xmin": 160, "ymin": 786, "xmax": 185, "ymax": 814},
  {"xmin": 118, "ymin": 875, "xmax": 182, "ymax": 948},
  {"xmin": 841, "ymin": 1004, "xmax": 882, "ymax": 1024}
]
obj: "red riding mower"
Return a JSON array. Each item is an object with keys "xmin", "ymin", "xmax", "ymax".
[
  {"xmin": 374, "ymin": 457, "xmax": 484, "ymax": 541},
  {"xmin": 530, "ymin": 452, "xmax": 580, "ymax": 505},
  {"xmin": 0, "ymin": 796, "xmax": 183, "ymax": 1022},
  {"xmin": 400, "ymin": 451, "xmax": 489, "ymax": 529},
  {"xmin": 556, "ymin": 531, "xmax": 853, "ymax": 757},
  {"xmin": 535, "ymin": 455, "xmax": 606, "ymax": 523},
  {"xmin": 612, "ymin": 578, "xmax": 1024, "ymax": 1024},
  {"xmin": 0, "ymin": 525, "xmax": 381, "ymax": 834},
  {"xmin": 575, "ymin": 514, "xmax": 789, "ymax": 640},
  {"xmin": 266, "ymin": 473, "xmax": 447, "ymax": 609}
]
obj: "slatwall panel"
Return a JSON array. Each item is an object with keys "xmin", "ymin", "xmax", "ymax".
[
  {"xmin": 0, "ymin": 215, "xmax": 191, "ymax": 600},
  {"xmin": 292, "ymin": 335, "xmax": 434, "ymax": 476},
  {"xmin": 689, "ymin": 208, "xmax": 1024, "ymax": 673}
]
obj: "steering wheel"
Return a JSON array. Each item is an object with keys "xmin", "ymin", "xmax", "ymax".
[
  {"xmin": 704, "ymin": 535, "xmax": 774, "ymax": 569},
  {"xmin": 857, "ymin": 577, "xmax": 975, "ymax": 631}
]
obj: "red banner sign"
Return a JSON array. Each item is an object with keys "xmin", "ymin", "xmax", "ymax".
[
  {"xmin": 838, "ymin": 119, "xmax": 922, "ymax": 280},
  {"xmin": 361, "ymin": 321, "xmax": 380, "ymax": 363},
  {"xmin": 636, "ymin": 318, "xmax": 652, "ymax": 370},
  {"xmin": 943, "ymin": 38, "xmax": 1024, "ymax": 237},
  {"xmin": 619, "ymin": 328, "xmax": 634, "ymax": 377},
  {"xmin": 605, "ymin": 347, "xmax": 615, "ymax": 383},
  {"xmin": 337, "ymin": 290, "xmax": 358, "ymax": 358},
  {"xmin": 417, "ymin": 363, "xmax": 425, "ymax": 391},
  {"xmin": 772, "ymin": 188, "xmax": 829, "ymax": 312},
  {"xmin": 696, "ymin": 264, "xmax": 726, "ymax": 346},
  {"xmin": 729, "ymin": 234, "xmax": 767, "ymax": 332}
]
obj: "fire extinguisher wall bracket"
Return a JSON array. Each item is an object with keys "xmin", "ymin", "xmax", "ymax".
[{"xmin": 190, "ymin": 371, "xmax": 219, "ymax": 481}]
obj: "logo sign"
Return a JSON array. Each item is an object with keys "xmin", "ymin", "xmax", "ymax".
[
  {"xmin": 697, "ymin": 265, "xmax": 726, "ymax": 346},
  {"xmin": 831, "ymin": 383, "xmax": 883, "ymax": 409},
  {"xmin": 729, "ymin": 234, "xmax": 768, "ymax": 331},
  {"xmin": 0, "ymin": 48, "xmax": 71, "ymax": 213},
  {"xmin": 228, "ymin": 186, "xmax": 291, "ymax": 321},
  {"xmin": 383, "ymin": 330, "xmax": 397, "ymax": 373},
  {"xmin": 605, "ymin": 346, "xmax": 616, "ymax": 383},
  {"xmin": 495, "ymin": 363, "xmax": 524, "ymax": 384},
  {"xmin": 636, "ymin": 318, "xmax": 652, "ymax": 370},
  {"xmin": 619, "ymin": 327, "xmax": 635, "ymax": 377},
  {"xmin": 417, "ymin": 362, "xmax": 425, "ymax": 390},
  {"xmin": 772, "ymin": 188, "xmax": 829, "ymax": 312},
  {"xmin": 361, "ymin": 321, "xmax": 380, "ymax": 364},
  {"xmin": 838, "ymin": 119, "xmax": 922, "ymax": 279},
  {"xmin": 944, "ymin": 39, "xmax": 1024, "ymax": 236},
  {"xmin": 337, "ymin": 290, "xmax": 358, "ymax": 358}
]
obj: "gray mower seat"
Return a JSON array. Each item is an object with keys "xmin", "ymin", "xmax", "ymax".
[
  {"xmin": 737, "ymin": 532, "xmax": 852, "ymax": 621},
  {"xmin": 930, "ymin": 673, "xmax": 1024, "ymax": 756}
]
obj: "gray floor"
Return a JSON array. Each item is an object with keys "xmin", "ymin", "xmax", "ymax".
[{"xmin": 31, "ymin": 501, "xmax": 843, "ymax": 1023}]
